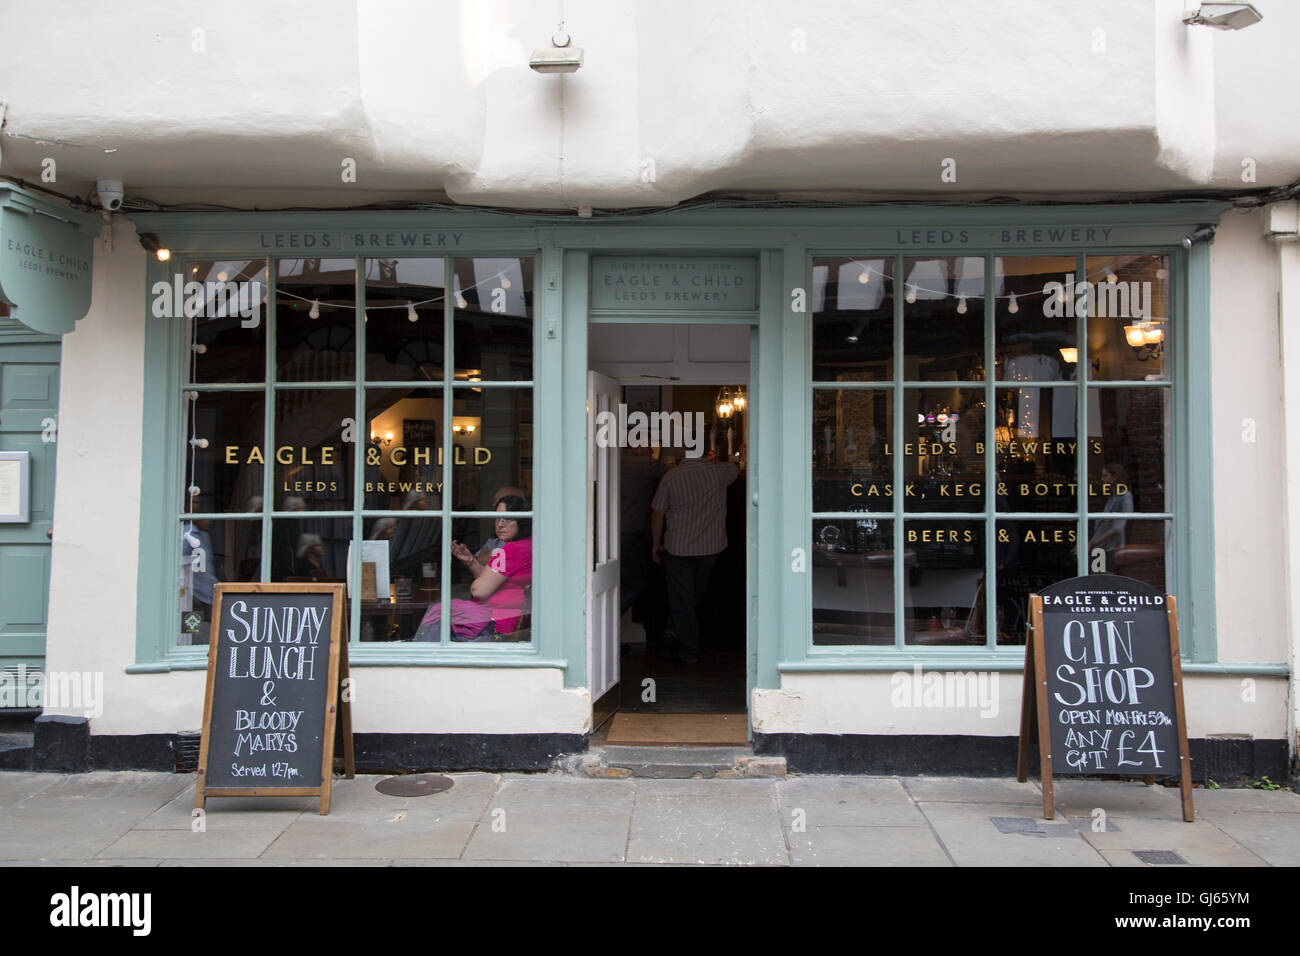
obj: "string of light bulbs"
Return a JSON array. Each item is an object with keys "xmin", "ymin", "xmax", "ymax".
[{"xmin": 842, "ymin": 261, "xmax": 1170, "ymax": 315}]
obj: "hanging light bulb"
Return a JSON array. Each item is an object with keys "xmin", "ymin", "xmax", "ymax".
[
  {"xmin": 407, "ymin": 301, "xmax": 418, "ymax": 322},
  {"xmin": 189, "ymin": 437, "xmax": 209, "ymax": 448},
  {"xmin": 1007, "ymin": 293, "xmax": 1019, "ymax": 314},
  {"xmin": 363, "ymin": 311, "xmax": 369, "ymax": 323},
  {"xmin": 187, "ymin": 484, "xmax": 201, "ymax": 498},
  {"xmin": 309, "ymin": 300, "xmax": 320, "ymax": 319},
  {"xmin": 192, "ymin": 343, "xmax": 207, "ymax": 354},
  {"xmin": 905, "ymin": 284, "xmax": 917, "ymax": 305},
  {"xmin": 1106, "ymin": 268, "xmax": 1118, "ymax": 284},
  {"xmin": 956, "ymin": 296, "xmax": 968, "ymax": 315},
  {"xmin": 500, "ymin": 274, "xmax": 512, "ymax": 290},
  {"xmin": 857, "ymin": 267, "xmax": 870, "ymax": 285},
  {"xmin": 1156, "ymin": 267, "xmax": 1168, "ymax": 280},
  {"xmin": 217, "ymin": 270, "xmax": 229, "ymax": 282}
]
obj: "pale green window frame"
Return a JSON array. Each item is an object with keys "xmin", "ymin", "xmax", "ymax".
[
  {"xmin": 130, "ymin": 218, "xmax": 565, "ymax": 675},
  {"xmin": 806, "ymin": 249, "xmax": 1182, "ymax": 659}
]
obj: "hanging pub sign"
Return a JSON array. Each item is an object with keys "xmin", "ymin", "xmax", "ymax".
[
  {"xmin": 195, "ymin": 583, "xmax": 354, "ymax": 815},
  {"xmin": 1017, "ymin": 574, "xmax": 1193, "ymax": 822},
  {"xmin": 0, "ymin": 184, "xmax": 99, "ymax": 336}
]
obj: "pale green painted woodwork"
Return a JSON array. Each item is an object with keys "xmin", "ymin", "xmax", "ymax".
[
  {"xmin": 128, "ymin": 203, "xmax": 1244, "ymax": 694},
  {"xmin": 0, "ymin": 327, "xmax": 60, "ymax": 676}
]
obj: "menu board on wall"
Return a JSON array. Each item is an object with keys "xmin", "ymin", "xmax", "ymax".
[
  {"xmin": 1017, "ymin": 574, "xmax": 1193, "ymax": 822},
  {"xmin": 195, "ymin": 583, "xmax": 353, "ymax": 814}
]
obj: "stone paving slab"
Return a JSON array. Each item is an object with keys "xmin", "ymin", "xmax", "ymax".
[
  {"xmin": 627, "ymin": 779, "xmax": 786, "ymax": 865},
  {"xmin": 1077, "ymin": 815, "xmax": 1268, "ymax": 866},
  {"xmin": 464, "ymin": 811, "xmax": 630, "ymax": 863},
  {"xmin": 159, "ymin": 858, "xmax": 392, "ymax": 866},
  {"xmin": 98, "ymin": 828, "xmax": 286, "ymax": 860},
  {"xmin": 918, "ymin": 802, "xmax": 1107, "ymax": 866},
  {"xmin": 0, "ymin": 812, "xmax": 141, "ymax": 860},
  {"xmin": 1191, "ymin": 788, "xmax": 1300, "ymax": 813},
  {"xmin": 0, "ymin": 772, "xmax": 59, "ymax": 809},
  {"xmin": 1047, "ymin": 779, "xmax": 1182, "ymax": 817},
  {"xmin": 0, "ymin": 859, "xmax": 165, "ymax": 867},
  {"xmin": 141, "ymin": 789, "xmax": 308, "ymax": 831},
  {"xmin": 903, "ymin": 776, "xmax": 1043, "ymax": 805},
  {"xmin": 788, "ymin": 825, "xmax": 952, "ymax": 866},
  {"xmin": 1193, "ymin": 809, "xmax": 1300, "ymax": 866},
  {"xmin": 264, "ymin": 818, "xmax": 477, "ymax": 860},
  {"xmin": 775, "ymin": 776, "xmax": 928, "ymax": 827}
]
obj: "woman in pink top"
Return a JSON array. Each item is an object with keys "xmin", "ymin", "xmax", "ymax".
[{"xmin": 414, "ymin": 496, "xmax": 532, "ymax": 642}]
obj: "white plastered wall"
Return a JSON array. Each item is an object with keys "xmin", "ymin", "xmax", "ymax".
[{"xmin": 38, "ymin": 219, "xmax": 590, "ymax": 737}]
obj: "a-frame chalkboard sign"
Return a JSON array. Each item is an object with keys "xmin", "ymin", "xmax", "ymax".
[
  {"xmin": 195, "ymin": 583, "xmax": 355, "ymax": 815},
  {"xmin": 1017, "ymin": 574, "xmax": 1193, "ymax": 822}
]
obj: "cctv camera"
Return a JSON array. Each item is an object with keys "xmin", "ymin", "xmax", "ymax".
[{"xmin": 96, "ymin": 180, "xmax": 124, "ymax": 211}]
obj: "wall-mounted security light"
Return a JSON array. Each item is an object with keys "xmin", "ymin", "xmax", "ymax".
[
  {"xmin": 1182, "ymin": 3, "xmax": 1263, "ymax": 30},
  {"xmin": 1183, "ymin": 225, "xmax": 1217, "ymax": 248},
  {"xmin": 530, "ymin": 26, "xmax": 583, "ymax": 73},
  {"xmin": 138, "ymin": 232, "xmax": 171, "ymax": 261}
]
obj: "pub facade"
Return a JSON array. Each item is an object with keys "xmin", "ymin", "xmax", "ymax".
[{"xmin": 0, "ymin": 1, "xmax": 1295, "ymax": 780}]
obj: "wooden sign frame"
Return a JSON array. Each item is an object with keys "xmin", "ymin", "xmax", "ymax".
[
  {"xmin": 195, "ymin": 583, "xmax": 355, "ymax": 815},
  {"xmin": 1017, "ymin": 592, "xmax": 1194, "ymax": 822}
]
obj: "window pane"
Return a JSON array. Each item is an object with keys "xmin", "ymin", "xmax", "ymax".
[
  {"xmin": 812, "ymin": 518, "xmax": 894, "ymax": 645},
  {"xmin": 1086, "ymin": 254, "xmax": 1170, "ymax": 382},
  {"xmin": 995, "ymin": 387, "xmax": 1078, "ymax": 513},
  {"xmin": 360, "ymin": 515, "xmax": 443, "ymax": 642},
  {"xmin": 1089, "ymin": 518, "xmax": 1169, "ymax": 592},
  {"xmin": 451, "ymin": 386, "xmax": 533, "ymax": 511},
  {"xmin": 904, "ymin": 520, "xmax": 985, "ymax": 645},
  {"xmin": 812, "ymin": 257, "xmax": 893, "ymax": 382},
  {"xmin": 188, "ymin": 391, "xmax": 265, "ymax": 515},
  {"xmin": 813, "ymin": 388, "xmax": 893, "ymax": 512},
  {"xmin": 186, "ymin": 260, "xmax": 268, "ymax": 384},
  {"xmin": 276, "ymin": 258, "xmax": 356, "ymax": 382},
  {"xmin": 269, "ymin": 516, "xmax": 352, "ymax": 583},
  {"xmin": 453, "ymin": 258, "xmax": 532, "ymax": 381},
  {"xmin": 903, "ymin": 387, "xmax": 986, "ymax": 513},
  {"xmin": 902, "ymin": 256, "xmax": 985, "ymax": 381},
  {"xmin": 178, "ymin": 518, "xmax": 261, "ymax": 646},
  {"xmin": 1087, "ymin": 386, "xmax": 1168, "ymax": 513},
  {"xmin": 363, "ymin": 388, "xmax": 444, "ymax": 510},
  {"xmin": 273, "ymin": 389, "xmax": 354, "ymax": 511},
  {"xmin": 995, "ymin": 519, "xmax": 1078, "ymax": 645},
  {"xmin": 995, "ymin": 256, "xmax": 1077, "ymax": 382},
  {"xmin": 363, "ymin": 258, "xmax": 446, "ymax": 382},
  {"xmin": 421, "ymin": 512, "xmax": 533, "ymax": 643}
]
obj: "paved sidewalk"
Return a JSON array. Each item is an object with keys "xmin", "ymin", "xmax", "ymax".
[{"xmin": 0, "ymin": 770, "xmax": 1297, "ymax": 866}]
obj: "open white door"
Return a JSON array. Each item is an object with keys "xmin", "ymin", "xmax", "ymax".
[{"xmin": 587, "ymin": 371, "xmax": 621, "ymax": 728}]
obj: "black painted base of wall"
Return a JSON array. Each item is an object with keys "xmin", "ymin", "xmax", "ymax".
[
  {"xmin": 753, "ymin": 732, "xmax": 1291, "ymax": 782},
  {"xmin": 29, "ymin": 719, "xmax": 588, "ymax": 774},
  {"xmin": 25, "ymin": 722, "xmax": 1292, "ymax": 782}
]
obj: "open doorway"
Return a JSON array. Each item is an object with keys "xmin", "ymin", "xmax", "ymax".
[{"xmin": 587, "ymin": 323, "xmax": 751, "ymax": 745}]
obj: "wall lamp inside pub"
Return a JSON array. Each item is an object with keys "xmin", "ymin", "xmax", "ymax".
[
  {"xmin": 1182, "ymin": 225, "xmax": 1216, "ymax": 249},
  {"xmin": 530, "ymin": 26, "xmax": 583, "ymax": 73},
  {"xmin": 138, "ymin": 232, "xmax": 171, "ymax": 262}
]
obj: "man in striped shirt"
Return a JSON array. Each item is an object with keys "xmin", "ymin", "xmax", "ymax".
[{"xmin": 650, "ymin": 450, "xmax": 740, "ymax": 664}]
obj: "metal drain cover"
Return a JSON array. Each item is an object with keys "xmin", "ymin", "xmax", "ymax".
[{"xmin": 375, "ymin": 774, "xmax": 455, "ymax": 797}]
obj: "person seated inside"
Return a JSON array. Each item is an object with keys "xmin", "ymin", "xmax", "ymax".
[{"xmin": 414, "ymin": 495, "xmax": 532, "ymax": 642}]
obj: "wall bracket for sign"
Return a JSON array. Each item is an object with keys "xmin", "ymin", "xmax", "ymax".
[
  {"xmin": 195, "ymin": 583, "xmax": 355, "ymax": 815},
  {"xmin": 1016, "ymin": 574, "xmax": 1193, "ymax": 823}
]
